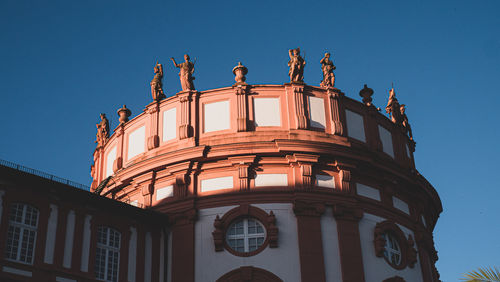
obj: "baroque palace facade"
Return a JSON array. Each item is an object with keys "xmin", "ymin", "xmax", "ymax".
[{"xmin": 0, "ymin": 50, "xmax": 442, "ymax": 282}]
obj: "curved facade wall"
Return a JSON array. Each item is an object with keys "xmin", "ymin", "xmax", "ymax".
[{"xmin": 92, "ymin": 83, "xmax": 442, "ymax": 282}]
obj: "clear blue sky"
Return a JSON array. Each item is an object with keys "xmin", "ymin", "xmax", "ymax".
[{"xmin": 1, "ymin": 0, "xmax": 498, "ymax": 280}]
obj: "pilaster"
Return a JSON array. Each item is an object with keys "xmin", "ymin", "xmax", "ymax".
[
  {"xmin": 293, "ymin": 200, "xmax": 326, "ymax": 282},
  {"xmin": 333, "ymin": 204, "xmax": 365, "ymax": 282}
]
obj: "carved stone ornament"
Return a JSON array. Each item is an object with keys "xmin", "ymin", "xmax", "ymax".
[
  {"xmin": 117, "ymin": 105, "xmax": 131, "ymax": 124},
  {"xmin": 150, "ymin": 62, "xmax": 166, "ymax": 101},
  {"xmin": 359, "ymin": 84, "xmax": 374, "ymax": 106},
  {"xmin": 171, "ymin": 54, "xmax": 195, "ymax": 91},
  {"xmin": 212, "ymin": 205, "xmax": 278, "ymax": 256},
  {"xmin": 232, "ymin": 62, "xmax": 248, "ymax": 85},
  {"xmin": 288, "ymin": 48, "xmax": 306, "ymax": 83},
  {"xmin": 95, "ymin": 113, "xmax": 110, "ymax": 148},
  {"xmin": 373, "ymin": 220, "xmax": 417, "ymax": 270},
  {"xmin": 385, "ymin": 87, "xmax": 403, "ymax": 125},
  {"xmin": 320, "ymin": 52, "xmax": 336, "ymax": 88}
]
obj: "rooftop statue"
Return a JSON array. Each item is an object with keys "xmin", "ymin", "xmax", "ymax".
[
  {"xmin": 320, "ymin": 52, "xmax": 336, "ymax": 88},
  {"xmin": 95, "ymin": 113, "xmax": 109, "ymax": 148},
  {"xmin": 400, "ymin": 104, "xmax": 413, "ymax": 140},
  {"xmin": 150, "ymin": 61, "xmax": 166, "ymax": 101},
  {"xmin": 288, "ymin": 48, "xmax": 306, "ymax": 83},
  {"xmin": 171, "ymin": 54, "xmax": 195, "ymax": 91},
  {"xmin": 385, "ymin": 87, "xmax": 403, "ymax": 125}
]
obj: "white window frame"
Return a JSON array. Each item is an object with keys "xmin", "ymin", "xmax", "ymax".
[
  {"xmin": 382, "ymin": 232, "xmax": 402, "ymax": 265},
  {"xmin": 226, "ymin": 218, "xmax": 266, "ymax": 253},
  {"xmin": 95, "ymin": 226, "xmax": 121, "ymax": 282},
  {"xmin": 5, "ymin": 203, "xmax": 39, "ymax": 265}
]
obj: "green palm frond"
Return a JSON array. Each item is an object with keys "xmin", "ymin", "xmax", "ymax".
[{"xmin": 461, "ymin": 266, "xmax": 500, "ymax": 282}]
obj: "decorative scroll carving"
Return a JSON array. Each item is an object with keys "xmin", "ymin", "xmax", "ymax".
[
  {"xmin": 374, "ymin": 224, "xmax": 387, "ymax": 257},
  {"xmin": 339, "ymin": 169, "xmax": 352, "ymax": 193},
  {"xmin": 288, "ymin": 48, "xmax": 306, "ymax": 83},
  {"xmin": 174, "ymin": 174, "xmax": 188, "ymax": 198},
  {"xmin": 238, "ymin": 165, "xmax": 249, "ymax": 190},
  {"xmin": 267, "ymin": 211, "xmax": 278, "ymax": 248},
  {"xmin": 150, "ymin": 62, "xmax": 166, "ymax": 101},
  {"xmin": 293, "ymin": 86, "xmax": 308, "ymax": 129},
  {"xmin": 146, "ymin": 102, "xmax": 160, "ymax": 150},
  {"xmin": 301, "ymin": 163, "xmax": 313, "ymax": 188},
  {"xmin": 171, "ymin": 54, "xmax": 195, "ymax": 91},
  {"xmin": 328, "ymin": 88, "xmax": 344, "ymax": 136},
  {"xmin": 178, "ymin": 92, "xmax": 193, "ymax": 139},
  {"xmin": 407, "ymin": 235, "xmax": 418, "ymax": 268},
  {"xmin": 229, "ymin": 155, "xmax": 255, "ymax": 190},
  {"xmin": 213, "ymin": 215, "xmax": 224, "ymax": 251},
  {"xmin": 332, "ymin": 204, "xmax": 363, "ymax": 222},
  {"xmin": 293, "ymin": 201, "xmax": 325, "ymax": 217},
  {"xmin": 235, "ymin": 85, "xmax": 249, "ymax": 132},
  {"xmin": 95, "ymin": 113, "xmax": 109, "ymax": 148},
  {"xmin": 320, "ymin": 52, "xmax": 336, "ymax": 88}
]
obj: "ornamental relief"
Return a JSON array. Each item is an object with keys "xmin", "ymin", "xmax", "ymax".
[
  {"xmin": 212, "ymin": 205, "xmax": 278, "ymax": 257},
  {"xmin": 374, "ymin": 220, "xmax": 418, "ymax": 270}
]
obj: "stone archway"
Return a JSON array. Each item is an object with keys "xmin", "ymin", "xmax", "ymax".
[{"xmin": 217, "ymin": 266, "xmax": 283, "ymax": 282}]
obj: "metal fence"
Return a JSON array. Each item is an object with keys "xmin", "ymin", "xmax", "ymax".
[{"xmin": 0, "ymin": 158, "xmax": 90, "ymax": 191}]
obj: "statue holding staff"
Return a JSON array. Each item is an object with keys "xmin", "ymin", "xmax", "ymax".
[
  {"xmin": 320, "ymin": 52, "xmax": 336, "ymax": 88},
  {"xmin": 385, "ymin": 87, "xmax": 403, "ymax": 125},
  {"xmin": 150, "ymin": 61, "xmax": 166, "ymax": 101},
  {"xmin": 288, "ymin": 48, "xmax": 306, "ymax": 83},
  {"xmin": 170, "ymin": 54, "xmax": 195, "ymax": 91}
]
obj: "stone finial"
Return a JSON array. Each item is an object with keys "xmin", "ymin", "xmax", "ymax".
[
  {"xmin": 232, "ymin": 62, "xmax": 248, "ymax": 85},
  {"xmin": 359, "ymin": 84, "xmax": 374, "ymax": 106},
  {"xmin": 95, "ymin": 113, "xmax": 110, "ymax": 148},
  {"xmin": 320, "ymin": 52, "xmax": 336, "ymax": 88},
  {"xmin": 151, "ymin": 61, "xmax": 166, "ymax": 101},
  {"xmin": 117, "ymin": 105, "xmax": 131, "ymax": 124},
  {"xmin": 288, "ymin": 48, "xmax": 306, "ymax": 83},
  {"xmin": 170, "ymin": 54, "xmax": 195, "ymax": 91}
]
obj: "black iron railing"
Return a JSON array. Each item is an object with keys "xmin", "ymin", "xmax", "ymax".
[{"xmin": 0, "ymin": 158, "xmax": 90, "ymax": 191}]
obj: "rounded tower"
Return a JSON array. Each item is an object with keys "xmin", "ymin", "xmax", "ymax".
[{"xmin": 91, "ymin": 60, "xmax": 442, "ymax": 282}]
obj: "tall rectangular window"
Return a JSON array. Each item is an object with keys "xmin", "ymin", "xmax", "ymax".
[
  {"xmin": 95, "ymin": 226, "xmax": 121, "ymax": 282},
  {"xmin": 5, "ymin": 203, "xmax": 39, "ymax": 264}
]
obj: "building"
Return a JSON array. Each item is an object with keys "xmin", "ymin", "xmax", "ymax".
[{"xmin": 0, "ymin": 54, "xmax": 442, "ymax": 282}]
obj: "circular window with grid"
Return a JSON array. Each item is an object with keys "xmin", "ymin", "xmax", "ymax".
[{"xmin": 226, "ymin": 218, "xmax": 266, "ymax": 254}]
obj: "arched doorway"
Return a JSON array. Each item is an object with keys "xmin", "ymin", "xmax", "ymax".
[{"xmin": 217, "ymin": 266, "xmax": 283, "ymax": 282}]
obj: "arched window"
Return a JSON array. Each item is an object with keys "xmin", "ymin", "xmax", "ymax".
[
  {"xmin": 95, "ymin": 226, "xmax": 121, "ymax": 282},
  {"xmin": 5, "ymin": 203, "xmax": 39, "ymax": 264}
]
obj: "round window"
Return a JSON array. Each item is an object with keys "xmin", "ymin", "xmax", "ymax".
[
  {"xmin": 226, "ymin": 218, "xmax": 266, "ymax": 253},
  {"xmin": 382, "ymin": 232, "xmax": 402, "ymax": 265}
]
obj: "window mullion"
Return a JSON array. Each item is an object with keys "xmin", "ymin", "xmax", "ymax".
[{"xmin": 243, "ymin": 219, "xmax": 249, "ymax": 252}]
